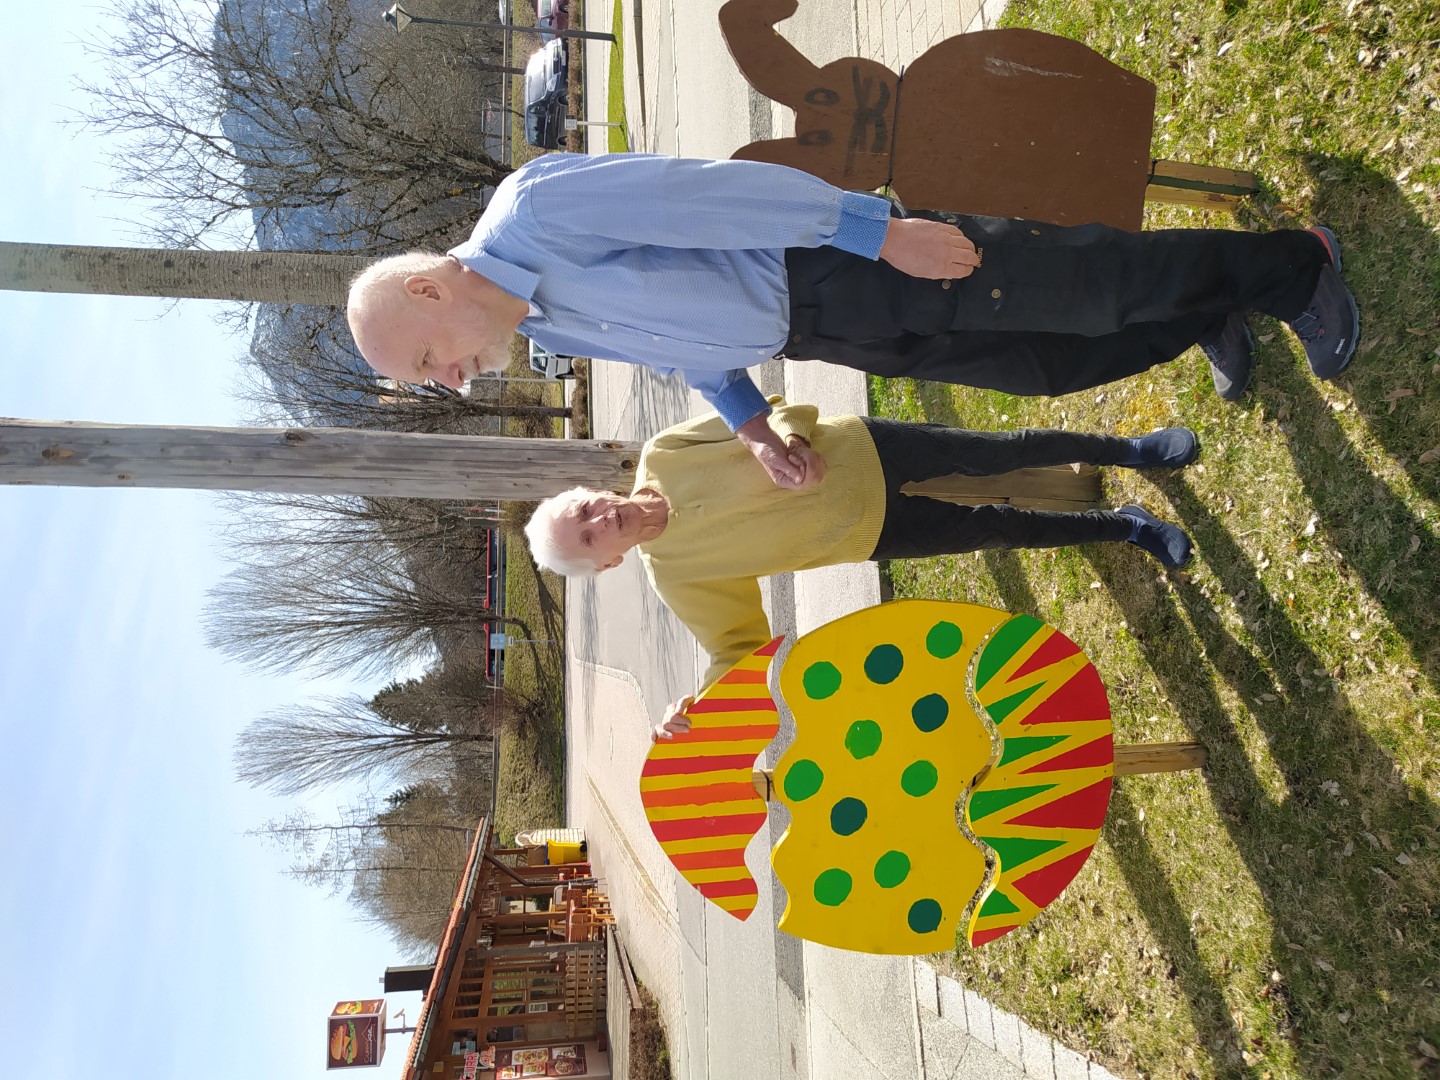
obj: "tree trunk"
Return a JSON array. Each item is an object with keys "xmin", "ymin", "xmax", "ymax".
[
  {"xmin": 0, "ymin": 420, "xmax": 639, "ymax": 500},
  {"xmin": 0, "ymin": 242, "xmax": 369, "ymax": 306}
]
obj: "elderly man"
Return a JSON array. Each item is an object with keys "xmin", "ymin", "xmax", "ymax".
[
  {"xmin": 524, "ymin": 399, "xmax": 1199, "ymax": 738},
  {"xmin": 347, "ymin": 154, "xmax": 1358, "ymax": 487}
]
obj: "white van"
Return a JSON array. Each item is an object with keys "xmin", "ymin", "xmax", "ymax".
[{"xmin": 528, "ymin": 340, "xmax": 575, "ymax": 379}]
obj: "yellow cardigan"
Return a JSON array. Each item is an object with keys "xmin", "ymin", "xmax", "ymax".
[{"xmin": 635, "ymin": 399, "xmax": 886, "ymax": 690}]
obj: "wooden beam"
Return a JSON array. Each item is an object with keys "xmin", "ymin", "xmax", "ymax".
[
  {"xmin": 0, "ymin": 419, "xmax": 640, "ymax": 500},
  {"xmin": 1145, "ymin": 158, "xmax": 1260, "ymax": 213}
]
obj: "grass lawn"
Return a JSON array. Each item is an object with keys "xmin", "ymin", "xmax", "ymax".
[{"xmin": 871, "ymin": 2, "xmax": 1440, "ymax": 1077}]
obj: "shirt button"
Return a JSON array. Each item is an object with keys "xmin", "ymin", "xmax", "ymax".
[
  {"xmin": 652, "ymin": 335, "xmax": 660, "ymax": 341},
  {"xmin": 792, "ymin": 334, "xmax": 802, "ymax": 343},
  {"xmin": 991, "ymin": 288, "xmax": 1002, "ymax": 299},
  {"xmin": 756, "ymin": 349, "xmax": 766, "ymax": 355},
  {"xmin": 941, "ymin": 280, "xmax": 951, "ymax": 290},
  {"xmin": 1031, "ymin": 228, "xmax": 1041, "ymax": 235}
]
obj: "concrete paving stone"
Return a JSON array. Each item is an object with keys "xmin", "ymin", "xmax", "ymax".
[
  {"xmin": 962, "ymin": 987, "xmax": 998, "ymax": 1050},
  {"xmin": 913, "ymin": 958, "xmax": 940, "ymax": 1016},
  {"xmin": 935, "ymin": 973, "xmax": 967, "ymax": 1028},
  {"xmin": 1051, "ymin": 1041, "xmax": 1092, "ymax": 1080},
  {"xmin": 951, "ymin": 1038, "xmax": 1027, "ymax": 1080},
  {"xmin": 1086, "ymin": 1060, "xmax": 1122, "ymax": 1080},
  {"xmin": 990, "ymin": 1003, "xmax": 1027, "ymax": 1068},
  {"xmin": 918, "ymin": 1008, "xmax": 972, "ymax": 1080},
  {"xmin": 1017, "ymin": 1022, "xmax": 1057, "ymax": 1080}
]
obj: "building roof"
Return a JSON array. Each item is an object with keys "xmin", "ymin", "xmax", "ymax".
[{"xmin": 401, "ymin": 818, "xmax": 492, "ymax": 1080}]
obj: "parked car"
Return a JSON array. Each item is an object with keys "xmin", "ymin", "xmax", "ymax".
[
  {"xmin": 529, "ymin": 340, "xmax": 575, "ymax": 379},
  {"xmin": 523, "ymin": 38, "xmax": 568, "ymax": 149},
  {"xmin": 500, "ymin": 0, "xmax": 569, "ymax": 43}
]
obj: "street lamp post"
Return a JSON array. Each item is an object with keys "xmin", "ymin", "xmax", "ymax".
[{"xmin": 383, "ymin": 4, "xmax": 615, "ymax": 43}]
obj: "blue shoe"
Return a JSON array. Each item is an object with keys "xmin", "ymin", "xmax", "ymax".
[
  {"xmin": 1200, "ymin": 312, "xmax": 1254, "ymax": 401},
  {"xmin": 1124, "ymin": 428, "xmax": 1200, "ymax": 469},
  {"xmin": 1287, "ymin": 226, "xmax": 1360, "ymax": 380},
  {"xmin": 1118, "ymin": 505, "xmax": 1193, "ymax": 569}
]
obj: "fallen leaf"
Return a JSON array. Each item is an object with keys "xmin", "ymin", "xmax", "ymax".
[
  {"xmin": 1410, "ymin": 536, "xmax": 1422, "ymax": 555},
  {"xmin": 1405, "ymin": 327, "xmax": 1428, "ymax": 336},
  {"xmin": 1314, "ymin": 958, "xmax": 1335, "ymax": 972},
  {"xmin": 1337, "ymin": 1011, "xmax": 1351, "ymax": 1024},
  {"xmin": 1385, "ymin": 388, "xmax": 1417, "ymax": 415},
  {"xmin": 1304, "ymin": 515, "xmax": 1319, "ymax": 537},
  {"xmin": 1218, "ymin": 41, "xmax": 1235, "ymax": 56},
  {"xmin": 1286, "ymin": 941, "xmax": 1304, "ymax": 951},
  {"xmin": 1257, "ymin": 332, "xmax": 1277, "ymax": 343},
  {"xmin": 1420, "ymin": 1038, "xmax": 1438, "ymax": 1059},
  {"xmin": 1419, "ymin": 447, "xmax": 1440, "ymax": 464},
  {"xmin": 1397, "ymin": 852, "xmax": 1414, "ymax": 865}
]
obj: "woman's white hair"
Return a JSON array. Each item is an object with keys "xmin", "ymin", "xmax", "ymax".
[
  {"xmin": 525, "ymin": 487, "xmax": 606, "ymax": 577},
  {"xmin": 346, "ymin": 251, "xmax": 454, "ymax": 319}
]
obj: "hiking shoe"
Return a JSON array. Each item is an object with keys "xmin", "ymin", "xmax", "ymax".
[
  {"xmin": 1287, "ymin": 226, "xmax": 1360, "ymax": 380},
  {"xmin": 1118, "ymin": 504, "xmax": 1193, "ymax": 569},
  {"xmin": 1200, "ymin": 311, "xmax": 1254, "ymax": 401},
  {"xmin": 1124, "ymin": 427, "xmax": 1200, "ymax": 469}
]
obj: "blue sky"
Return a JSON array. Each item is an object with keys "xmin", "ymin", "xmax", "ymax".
[{"xmin": 0, "ymin": 6, "xmax": 418, "ymax": 1076}]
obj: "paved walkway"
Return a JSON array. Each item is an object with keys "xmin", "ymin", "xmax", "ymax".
[{"xmin": 567, "ymin": 3, "xmax": 1121, "ymax": 1077}]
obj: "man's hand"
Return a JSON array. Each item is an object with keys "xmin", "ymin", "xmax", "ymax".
[
  {"xmin": 878, "ymin": 216, "xmax": 982, "ymax": 280},
  {"xmin": 653, "ymin": 695, "xmax": 695, "ymax": 742},
  {"xmin": 735, "ymin": 414, "xmax": 806, "ymax": 488}
]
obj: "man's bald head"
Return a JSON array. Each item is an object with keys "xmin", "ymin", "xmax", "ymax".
[{"xmin": 346, "ymin": 251, "xmax": 523, "ymax": 389}]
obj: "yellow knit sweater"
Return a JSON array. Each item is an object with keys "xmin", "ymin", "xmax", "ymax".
[{"xmin": 635, "ymin": 398, "xmax": 886, "ymax": 690}]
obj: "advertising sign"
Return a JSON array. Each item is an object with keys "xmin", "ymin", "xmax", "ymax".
[{"xmin": 327, "ymin": 999, "xmax": 387, "ymax": 1068}]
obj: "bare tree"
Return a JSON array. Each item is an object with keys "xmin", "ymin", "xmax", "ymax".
[
  {"xmin": 79, "ymin": 0, "xmax": 509, "ymax": 252},
  {"xmin": 205, "ymin": 537, "xmax": 524, "ymax": 678},
  {"xmin": 233, "ymin": 693, "xmax": 500, "ymax": 796}
]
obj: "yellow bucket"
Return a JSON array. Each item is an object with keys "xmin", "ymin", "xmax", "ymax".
[{"xmin": 546, "ymin": 839, "xmax": 587, "ymax": 865}]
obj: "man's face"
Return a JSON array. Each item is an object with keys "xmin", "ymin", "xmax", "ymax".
[
  {"xmin": 553, "ymin": 490, "xmax": 647, "ymax": 571},
  {"xmin": 350, "ymin": 276, "xmax": 512, "ymax": 389}
]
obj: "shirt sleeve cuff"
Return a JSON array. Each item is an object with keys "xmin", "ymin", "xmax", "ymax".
[
  {"xmin": 710, "ymin": 375, "xmax": 772, "ymax": 432},
  {"xmin": 830, "ymin": 191, "xmax": 893, "ymax": 260}
]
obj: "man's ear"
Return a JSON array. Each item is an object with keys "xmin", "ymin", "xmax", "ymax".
[
  {"xmin": 599, "ymin": 556, "xmax": 624, "ymax": 571},
  {"xmin": 402, "ymin": 274, "xmax": 445, "ymax": 303}
]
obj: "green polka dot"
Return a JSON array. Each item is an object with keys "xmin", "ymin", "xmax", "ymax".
[
  {"xmin": 863, "ymin": 643, "xmax": 904, "ymax": 684},
  {"xmin": 814, "ymin": 868, "xmax": 852, "ymax": 907},
  {"xmin": 907, "ymin": 898, "xmax": 944, "ymax": 934},
  {"xmin": 926, "ymin": 621, "xmax": 964, "ymax": 659},
  {"xmin": 783, "ymin": 759, "xmax": 824, "ymax": 802},
  {"xmin": 901, "ymin": 760, "xmax": 939, "ymax": 797},
  {"xmin": 829, "ymin": 797, "xmax": 868, "ymax": 836},
  {"xmin": 912, "ymin": 693, "xmax": 949, "ymax": 732},
  {"xmin": 844, "ymin": 720, "xmax": 883, "ymax": 759},
  {"xmin": 802, "ymin": 661, "xmax": 842, "ymax": 699},
  {"xmin": 874, "ymin": 850, "xmax": 911, "ymax": 888}
]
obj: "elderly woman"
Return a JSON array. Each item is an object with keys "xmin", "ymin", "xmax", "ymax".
[{"xmin": 526, "ymin": 399, "xmax": 1195, "ymax": 735}]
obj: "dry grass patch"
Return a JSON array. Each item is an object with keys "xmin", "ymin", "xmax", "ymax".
[{"xmin": 873, "ymin": 2, "xmax": 1440, "ymax": 1077}]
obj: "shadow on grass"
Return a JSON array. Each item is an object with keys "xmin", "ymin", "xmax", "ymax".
[
  {"xmin": 1083, "ymin": 480, "xmax": 1440, "ymax": 1078},
  {"xmin": 1249, "ymin": 155, "xmax": 1440, "ymax": 689}
]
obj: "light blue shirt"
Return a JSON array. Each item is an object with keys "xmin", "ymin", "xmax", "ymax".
[{"xmin": 448, "ymin": 153, "xmax": 892, "ymax": 430}]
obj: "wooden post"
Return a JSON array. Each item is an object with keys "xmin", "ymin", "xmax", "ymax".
[
  {"xmin": 0, "ymin": 419, "xmax": 639, "ymax": 500},
  {"xmin": 1145, "ymin": 159, "xmax": 1260, "ymax": 213},
  {"xmin": 749, "ymin": 741, "xmax": 1206, "ymax": 799},
  {"xmin": 904, "ymin": 464, "xmax": 1101, "ymax": 513}
]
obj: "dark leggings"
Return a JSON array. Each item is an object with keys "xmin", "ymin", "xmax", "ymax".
[{"xmin": 862, "ymin": 416, "xmax": 1135, "ymax": 561}]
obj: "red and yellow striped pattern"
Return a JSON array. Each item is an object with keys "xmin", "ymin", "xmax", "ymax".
[{"xmin": 639, "ymin": 637, "xmax": 783, "ymax": 920}]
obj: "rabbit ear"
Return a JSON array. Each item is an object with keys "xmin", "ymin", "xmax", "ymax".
[{"xmin": 720, "ymin": 0, "xmax": 830, "ymax": 109}]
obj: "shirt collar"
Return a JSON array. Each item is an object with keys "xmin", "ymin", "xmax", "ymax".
[{"xmin": 446, "ymin": 245, "xmax": 540, "ymax": 305}]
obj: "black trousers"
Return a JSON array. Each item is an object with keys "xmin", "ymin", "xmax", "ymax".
[
  {"xmin": 862, "ymin": 416, "xmax": 1135, "ymax": 561},
  {"xmin": 784, "ymin": 213, "xmax": 1327, "ymax": 395}
]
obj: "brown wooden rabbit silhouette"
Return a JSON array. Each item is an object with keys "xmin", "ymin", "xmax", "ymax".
[{"xmin": 720, "ymin": 0, "xmax": 1157, "ymax": 229}]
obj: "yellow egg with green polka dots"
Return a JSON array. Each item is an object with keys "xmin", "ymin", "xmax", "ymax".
[{"xmin": 771, "ymin": 600, "xmax": 1008, "ymax": 954}]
